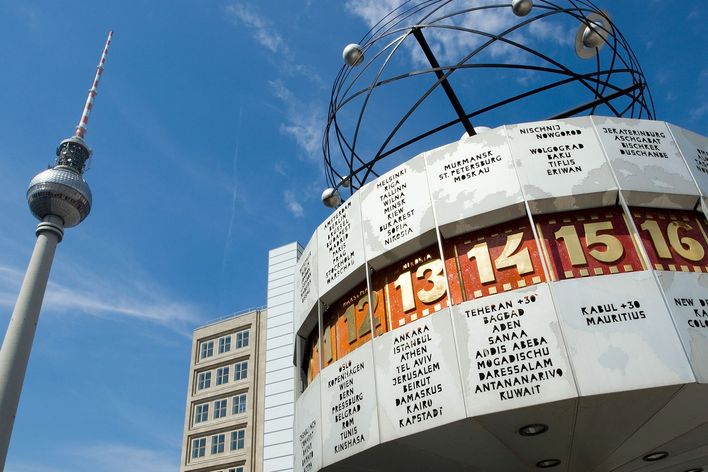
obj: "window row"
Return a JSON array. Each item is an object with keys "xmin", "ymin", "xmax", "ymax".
[
  {"xmin": 191, "ymin": 429, "xmax": 246, "ymax": 459},
  {"xmin": 196, "ymin": 360, "xmax": 248, "ymax": 391},
  {"xmin": 194, "ymin": 393, "xmax": 247, "ymax": 424},
  {"xmin": 199, "ymin": 330, "xmax": 250, "ymax": 360}
]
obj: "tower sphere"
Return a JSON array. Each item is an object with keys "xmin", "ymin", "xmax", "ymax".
[
  {"xmin": 342, "ymin": 43, "xmax": 364, "ymax": 66},
  {"xmin": 511, "ymin": 0, "xmax": 533, "ymax": 16},
  {"xmin": 27, "ymin": 166, "xmax": 92, "ymax": 227}
]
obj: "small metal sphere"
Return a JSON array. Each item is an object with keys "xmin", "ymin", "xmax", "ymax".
[
  {"xmin": 342, "ymin": 43, "xmax": 364, "ymax": 67},
  {"xmin": 27, "ymin": 166, "xmax": 92, "ymax": 227},
  {"xmin": 321, "ymin": 187, "xmax": 342, "ymax": 208},
  {"xmin": 340, "ymin": 176, "xmax": 351, "ymax": 188},
  {"xmin": 582, "ymin": 20, "xmax": 608, "ymax": 49},
  {"xmin": 511, "ymin": 0, "xmax": 533, "ymax": 17}
]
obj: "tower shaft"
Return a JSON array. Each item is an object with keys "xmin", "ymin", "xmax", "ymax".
[{"xmin": 0, "ymin": 216, "xmax": 64, "ymax": 470}]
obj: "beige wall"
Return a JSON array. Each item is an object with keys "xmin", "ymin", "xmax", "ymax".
[{"xmin": 179, "ymin": 309, "xmax": 267, "ymax": 472}]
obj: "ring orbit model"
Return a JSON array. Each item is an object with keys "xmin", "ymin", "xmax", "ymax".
[{"xmin": 297, "ymin": 1, "xmax": 708, "ymax": 471}]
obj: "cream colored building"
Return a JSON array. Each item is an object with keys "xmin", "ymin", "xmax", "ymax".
[{"xmin": 179, "ymin": 308, "xmax": 267, "ymax": 472}]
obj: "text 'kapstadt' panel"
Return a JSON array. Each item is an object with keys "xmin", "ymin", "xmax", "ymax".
[
  {"xmin": 444, "ymin": 217, "xmax": 546, "ymax": 303},
  {"xmin": 371, "ymin": 244, "xmax": 449, "ymax": 331},
  {"xmin": 631, "ymin": 207, "xmax": 708, "ymax": 272},
  {"xmin": 535, "ymin": 206, "xmax": 644, "ymax": 281}
]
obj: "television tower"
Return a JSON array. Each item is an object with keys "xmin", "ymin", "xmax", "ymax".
[{"xmin": 0, "ymin": 31, "xmax": 113, "ymax": 469}]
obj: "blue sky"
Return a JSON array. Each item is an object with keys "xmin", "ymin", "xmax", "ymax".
[{"xmin": 0, "ymin": 1, "xmax": 705, "ymax": 471}]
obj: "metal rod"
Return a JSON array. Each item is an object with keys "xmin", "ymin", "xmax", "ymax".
[
  {"xmin": 412, "ymin": 27, "xmax": 475, "ymax": 136},
  {"xmin": 75, "ymin": 30, "xmax": 113, "ymax": 139}
]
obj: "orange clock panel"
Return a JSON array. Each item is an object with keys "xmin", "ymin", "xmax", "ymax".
[
  {"xmin": 631, "ymin": 207, "xmax": 708, "ymax": 272},
  {"xmin": 370, "ymin": 244, "xmax": 449, "ymax": 331},
  {"xmin": 304, "ymin": 328, "xmax": 320, "ymax": 385},
  {"xmin": 535, "ymin": 206, "xmax": 644, "ymax": 281},
  {"xmin": 321, "ymin": 281, "xmax": 387, "ymax": 367},
  {"xmin": 443, "ymin": 217, "xmax": 546, "ymax": 303}
]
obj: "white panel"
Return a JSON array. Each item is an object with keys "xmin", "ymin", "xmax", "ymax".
[
  {"xmin": 266, "ymin": 356, "xmax": 294, "ymax": 373},
  {"xmin": 266, "ymin": 367, "xmax": 295, "ymax": 385},
  {"xmin": 266, "ymin": 378, "xmax": 295, "ymax": 396},
  {"xmin": 265, "ymin": 415, "xmax": 294, "ymax": 433},
  {"xmin": 267, "ymin": 344, "xmax": 294, "ymax": 361},
  {"xmin": 373, "ymin": 309, "xmax": 466, "ymax": 441},
  {"xmin": 269, "ymin": 274, "xmax": 297, "ymax": 290},
  {"xmin": 426, "ymin": 128, "xmax": 525, "ymax": 237},
  {"xmin": 270, "ymin": 242, "xmax": 299, "ymax": 258},
  {"xmin": 269, "ymin": 269, "xmax": 295, "ymax": 282},
  {"xmin": 267, "ymin": 322, "xmax": 294, "ymax": 340},
  {"xmin": 263, "ymin": 441, "xmax": 294, "ymax": 459},
  {"xmin": 268, "ymin": 283, "xmax": 294, "ymax": 299},
  {"xmin": 269, "ymin": 292, "xmax": 295, "ymax": 308},
  {"xmin": 551, "ymin": 271, "xmax": 695, "ymax": 395},
  {"xmin": 320, "ymin": 343, "xmax": 379, "ymax": 466},
  {"xmin": 657, "ymin": 271, "xmax": 708, "ymax": 383},
  {"xmin": 451, "ymin": 283, "xmax": 577, "ymax": 416},
  {"xmin": 294, "ymin": 377, "xmax": 322, "ymax": 472},
  {"xmin": 265, "ymin": 391, "xmax": 295, "ymax": 409},
  {"xmin": 294, "ymin": 235, "xmax": 319, "ymax": 335},
  {"xmin": 359, "ymin": 153, "xmax": 437, "ymax": 269},
  {"xmin": 593, "ymin": 116, "xmax": 699, "ymax": 209},
  {"xmin": 263, "ymin": 454, "xmax": 295, "ymax": 471},
  {"xmin": 316, "ymin": 192, "xmax": 366, "ymax": 304},
  {"xmin": 669, "ymin": 124, "xmax": 708, "ymax": 213},
  {"xmin": 267, "ymin": 333, "xmax": 293, "ymax": 350},
  {"xmin": 265, "ymin": 428, "xmax": 295, "ymax": 447},
  {"xmin": 265, "ymin": 402, "xmax": 295, "ymax": 420},
  {"xmin": 268, "ymin": 313, "xmax": 293, "ymax": 329},
  {"xmin": 507, "ymin": 116, "xmax": 617, "ymax": 213},
  {"xmin": 268, "ymin": 303, "xmax": 294, "ymax": 318},
  {"xmin": 270, "ymin": 250, "xmax": 299, "ymax": 266},
  {"xmin": 269, "ymin": 274, "xmax": 295, "ymax": 289}
]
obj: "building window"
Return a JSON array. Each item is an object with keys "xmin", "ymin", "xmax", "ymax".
[
  {"xmin": 211, "ymin": 433, "xmax": 225, "ymax": 455},
  {"xmin": 234, "ymin": 361, "xmax": 248, "ymax": 381},
  {"xmin": 195, "ymin": 403, "xmax": 209, "ymax": 423},
  {"xmin": 216, "ymin": 366, "xmax": 230, "ymax": 386},
  {"xmin": 214, "ymin": 399, "xmax": 227, "ymax": 419},
  {"xmin": 191, "ymin": 437, "xmax": 206, "ymax": 458},
  {"xmin": 197, "ymin": 371, "xmax": 211, "ymax": 390},
  {"xmin": 219, "ymin": 336, "xmax": 231, "ymax": 354},
  {"xmin": 232, "ymin": 393, "xmax": 247, "ymax": 415},
  {"xmin": 231, "ymin": 429, "xmax": 245, "ymax": 451},
  {"xmin": 228, "ymin": 468, "xmax": 244, "ymax": 472},
  {"xmin": 235, "ymin": 330, "xmax": 250, "ymax": 349},
  {"xmin": 200, "ymin": 340, "xmax": 214, "ymax": 359}
]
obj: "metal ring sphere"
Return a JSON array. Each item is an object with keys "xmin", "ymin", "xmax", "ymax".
[{"xmin": 323, "ymin": 0, "xmax": 654, "ymax": 195}]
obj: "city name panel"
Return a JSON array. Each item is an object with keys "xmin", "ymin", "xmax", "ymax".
[{"xmin": 293, "ymin": 117, "xmax": 708, "ymax": 472}]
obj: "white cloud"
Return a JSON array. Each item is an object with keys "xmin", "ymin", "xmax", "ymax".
[
  {"xmin": 225, "ymin": 3, "xmax": 287, "ymax": 54},
  {"xmin": 284, "ymin": 190, "xmax": 305, "ymax": 218},
  {"xmin": 269, "ymin": 79, "xmax": 324, "ymax": 161},
  {"xmin": 0, "ymin": 264, "xmax": 200, "ymax": 336},
  {"xmin": 345, "ymin": 0, "xmax": 576, "ymax": 67}
]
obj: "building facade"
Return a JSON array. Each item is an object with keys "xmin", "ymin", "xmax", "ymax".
[
  {"xmin": 180, "ymin": 308, "xmax": 267, "ymax": 472},
  {"xmin": 292, "ymin": 117, "xmax": 708, "ymax": 471},
  {"xmin": 262, "ymin": 243, "xmax": 300, "ymax": 472}
]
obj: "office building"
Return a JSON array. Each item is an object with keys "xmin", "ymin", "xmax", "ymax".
[{"xmin": 179, "ymin": 308, "xmax": 267, "ymax": 472}]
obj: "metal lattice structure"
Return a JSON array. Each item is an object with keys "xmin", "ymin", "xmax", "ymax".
[{"xmin": 323, "ymin": 0, "xmax": 655, "ymax": 198}]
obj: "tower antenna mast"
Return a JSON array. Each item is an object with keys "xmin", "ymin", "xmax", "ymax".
[{"xmin": 0, "ymin": 31, "xmax": 114, "ymax": 470}]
